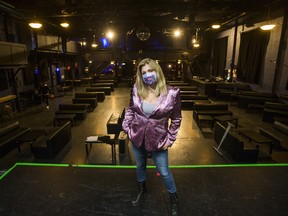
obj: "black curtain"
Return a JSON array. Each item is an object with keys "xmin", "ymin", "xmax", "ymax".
[
  {"xmin": 212, "ymin": 37, "xmax": 228, "ymax": 77},
  {"xmin": 237, "ymin": 29, "xmax": 270, "ymax": 83}
]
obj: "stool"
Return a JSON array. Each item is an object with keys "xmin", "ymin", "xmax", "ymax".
[{"xmin": 85, "ymin": 134, "xmax": 116, "ymax": 164}]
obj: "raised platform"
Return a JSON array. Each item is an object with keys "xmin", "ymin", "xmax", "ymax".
[{"xmin": 1, "ymin": 163, "xmax": 288, "ymax": 216}]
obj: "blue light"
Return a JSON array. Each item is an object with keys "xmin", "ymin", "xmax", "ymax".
[
  {"xmin": 35, "ymin": 69, "xmax": 38, "ymax": 74},
  {"xmin": 56, "ymin": 67, "xmax": 60, "ymax": 72},
  {"xmin": 102, "ymin": 38, "xmax": 109, "ymax": 48}
]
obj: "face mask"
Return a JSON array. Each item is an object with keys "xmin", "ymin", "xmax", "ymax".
[{"xmin": 142, "ymin": 71, "xmax": 157, "ymax": 86}]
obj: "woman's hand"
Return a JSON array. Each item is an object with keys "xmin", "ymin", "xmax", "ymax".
[{"xmin": 162, "ymin": 143, "xmax": 170, "ymax": 150}]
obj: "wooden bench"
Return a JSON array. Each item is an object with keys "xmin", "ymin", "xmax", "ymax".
[
  {"xmin": 259, "ymin": 121, "xmax": 288, "ymax": 150},
  {"xmin": 86, "ymin": 87, "xmax": 111, "ymax": 95},
  {"xmin": 169, "ymin": 82, "xmax": 191, "ymax": 86},
  {"xmin": 94, "ymin": 79, "xmax": 118, "ymax": 87},
  {"xmin": 193, "ymin": 103, "xmax": 233, "ymax": 125},
  {"xmin": 72, "ymin": 98, "xmax": 98, "ymax": 109},
  {"xmin": 247, "ymin": 104, "xmax": 264, "ymax": 112},
  {"xmin": 0, "ymin": 121, "xmax": 31, "ymax": 156},
  {"xmin": 182, "ymin": 99, "xmax": 211, "ymax": 110},
  {"xmin": 215, "ymin": 83, "xmax": 251, "ymax": 101},
  {"xmin": 181, "ymin": 94, "xmax": 210, "ymax": 110},
  {"xmin": 238, "ymin": 91, "xmax": 279, "ymax": 109},
  {"xmin": 15, "ymin": 129, "xmax": 46, "ymax": 153},
  {"xmin": 75, "ymin": 92, "xmax": 105, "ymax": 102},
  {"xmin": 262, "ymin": 102, "xmax": 288, "ymax": 123},
  {"xmin": 180, "ymin": 90, "xmax": 199, "ymax": 95},
  {"xmin": 175, "ymin": 86, "xmax": 198, "ymax": 91},
  {"xmin": 57, "ymin": 85, "xmax": 73, "ymax": 95},
  {"xmin": 180, "ymin": 94, "xmax": 208, "ymax": 100},
  {"xmin": 54, "ymin": 114, "xmax": 77, "ymax": 126},
  {"xmin": 214, "ymin": 122, "xmax": 259, "ymax": 163},
  {"xmin": 32, "ymin": 122, "xmax": 72, "ymax": 159},
  {"xmin": 90, "ymin": 83, "xmax": 114, "ymax": 91},
  {"xmin": 56, "ymin": 104, "xmax": 88, "ymax": 120}
]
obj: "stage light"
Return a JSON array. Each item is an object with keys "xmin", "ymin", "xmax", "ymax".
[
  {"xmin": 212, "ymin": 24, "xmax": 220, "ymax": 29},
  {"xmin": 260, "ymin": 4, "xmax": 276, "ymax": 31},
  {"xmin": 260, "ymin": 24, "xmax": 276, "ymax": 30},
  {"xmin": 91, "ymin": 35, "xmax": 98, "ymax": 48},
  {"xmin": 29, "ymin": 22, "xmax": 42, "ymax": 28},
  {"xmin": 60, "ymin": 22, "xmax": 69, "ymax": 28}
]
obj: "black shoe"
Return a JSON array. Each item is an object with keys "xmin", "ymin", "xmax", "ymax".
[
  {"xmin": 170, "ymin": 192, "xmax": 179, "ymax": 216},
  {"xmin": 132, "ymin": 181, "xmax": 146, "ymax": 206}
]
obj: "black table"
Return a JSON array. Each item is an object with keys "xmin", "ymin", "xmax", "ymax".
[
  {"xmin": 85, "ymin": 134, "xmax": 116, "ymax": 164},
  {"xmin": 238, "ymin": 129, "xmax": 274, "ymax": 155}
]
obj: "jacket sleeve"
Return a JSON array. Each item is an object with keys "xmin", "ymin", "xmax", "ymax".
[
  {"xmin": 122, "ymin": 88, "xmax": 135, "ymax": 134},
  {"xmin": 166, "ymin": 88, "xmax": 182, "ymax": 146}
]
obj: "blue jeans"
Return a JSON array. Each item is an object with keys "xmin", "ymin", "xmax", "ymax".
[{"xmin": 132, "ymin": 143, "xmax": 177, "ymax": 193}]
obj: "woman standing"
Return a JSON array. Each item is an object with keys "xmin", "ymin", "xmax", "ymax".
[{"xmin": 122, "ymin": 58, "xmax": 182, "ymax": 215}]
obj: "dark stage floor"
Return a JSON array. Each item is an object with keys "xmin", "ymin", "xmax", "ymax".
[
  {"xmin": 1, "ymin": 81, "xmax": 288, "ymax": 215},
  {"xmin": 1, "ymin": 163, "xmax": 288, "ymax": 216}
]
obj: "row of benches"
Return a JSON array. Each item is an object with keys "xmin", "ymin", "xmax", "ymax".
[
  {"xmin": 0, "ymin": 120, "xmax": 72, "ymax": 159},
  {"xmin": 168, "ymin": 82, "xmax": 212, "ymax": 110},
  {"xmin": 54, "ymin": 86, "xmax": 113, "ymax": 125},
  {"xmin": 33, "ymin": 82, "xmax": 118, "ymax": 158},
  {"xmin": 193, "ymin": 102, "xmax": 233, "ymax": 128}
]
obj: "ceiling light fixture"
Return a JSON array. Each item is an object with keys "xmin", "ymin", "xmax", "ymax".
[
  {"xmin": 136, "ymin": 24, "xmax": 151, "ymax": 41},
  {"xmin": 260, "ymin": 24, "xmax": 275, "ymax": 30},
  {"xmin": 192, "ymin": 28, "xmax": 200, "ymax": 48},
  {"xmin": 174, "ymin": 29, "xmax": 181, "ymax": 37},
  {"xmin": 60, "ymin": 22, "xmax": 69, "ymax": 28},
  {"xmin": 80, "ymin": 38, "xmax": 86, "ymax": 46},
  {"xmin": 212, "ymin": 24, "xmax": 221, "ymax": 29},
  {"xmin": 91, "ymin": 35, "xmax": 98, "ymax": 48},
  {"xmin": 260, "ymin": 4, "xmax": 276, "ymax": 31},
  {"xmin": 29, "ymin": 22, "xmax": 42, "ymax": 29},
  {"xmin": 107, "ymin": 31, "xmax": 114, "ymax": 39}
]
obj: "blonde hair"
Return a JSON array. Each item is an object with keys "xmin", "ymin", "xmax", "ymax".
[{"xmin": 135, "ymin": 58, "xmax": 167, "ymax": 98}]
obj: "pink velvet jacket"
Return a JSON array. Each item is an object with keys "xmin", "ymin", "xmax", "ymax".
[{"xmin": 122, "ymin": 84, "xmax": 182, "ymax": 152}]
